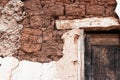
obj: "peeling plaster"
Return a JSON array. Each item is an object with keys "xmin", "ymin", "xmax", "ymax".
[
  {"xmin": 0, "ymin": 29, "xmax": 81, "ymax": 80},
  {"xmin": 0, "ymin": 0, "xmax": 25, "ymax": 56}
]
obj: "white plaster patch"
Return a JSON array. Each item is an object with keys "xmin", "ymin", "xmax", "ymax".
[
  {"xmin": 56, "ymin": 17, "xmax": 119, "ymax": 29},
  {"xmin": 0, "ymin": 57, "xmax": 19, "ymax": 80},
  {"xmin": 11, "ymin": 61, "xmax": 57, "ymax": 80},
  {"xmin": 115, "ymin": 0, "xmax": 120, "ymax": 19}
]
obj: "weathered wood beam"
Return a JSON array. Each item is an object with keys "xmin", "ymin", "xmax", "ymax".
[
  {"xmin": 83, "ymin": 25, "xmax": 120, "ymax": 31},
  {"xmin": 56, "ymin": 17, "xmax": 120, "ymax": 30},
  {"xmin": 78, "ymin": 29, "xmax": 84, "ymax": 80}
]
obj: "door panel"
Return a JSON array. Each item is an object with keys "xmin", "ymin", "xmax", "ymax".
[
  {"xmin": 92, "ymin": 46, "xmax": 118, "ymax": 80},
  {"xmin": 117, "ymin": 49, "xmax": 120, "ymax": 80},
  {"xmin": 85, "ymin": 35, "xmax": 120, "ymax": 80}
]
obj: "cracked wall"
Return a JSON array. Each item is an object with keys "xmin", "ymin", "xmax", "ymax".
[{"xmin": 0, "ymin": 0, "xmax": 119, "ymax": 80}]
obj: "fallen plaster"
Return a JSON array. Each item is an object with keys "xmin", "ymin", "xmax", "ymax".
[
  {"xmin": 115, "ymin": 0, "xmax": 120, "ymax": 19},
  {"xmin": 0, "ymin": 0, "xmax": 25, "ymax": 56},
  {"xmin": 56, "ymin": 17, "xmax": 119, "ymax": 29},
  {"xmin": 0, "ymin": 29, "xmax": 81, "ymax": 80}
]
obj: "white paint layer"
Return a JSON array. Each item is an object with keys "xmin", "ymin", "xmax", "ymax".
[
  {"xmin": 115, "ymin": 0, "xmax": 120, "ymax": 19},
  {"xmin": 11, "ymin": 61, "xmax": 57, "ymax": 80},
  {"xmin": 56, "ymin": 17, "xmax": 119, "ymax": 29},
  {"xmin": 0, "ymin": 57, "xmax": 19, "ymax": 80}
]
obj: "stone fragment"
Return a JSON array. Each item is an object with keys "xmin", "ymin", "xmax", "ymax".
[
  {"xmin": 30, "ymin": 15, "xmax": 52, "ymax": 29},
  {"xmin": 21, "ymin": 18, "xmax": 30, "ymax": 28},
  {"xmin": 43, "ymin": 3, "xmax": 64, "ymax": 16},
  {"xmin": 65, "ymin": 4, "xmax": 85, "ymax": 16},
  {"xmin": 17, "ymin": 50, "xmax": 25, "ymax": 56},
  {"xmin": 21, "ymin": 43, "xmax": 41, "ymax": 53},
  {"xmin": 106, "ymin": 6, "xmax": 116, "ymax": 16},
  {"xmin": 24, "ymin": 0, "xmax": 41, "ymax": 11},
  {"xmin": 79, "ymin": 0, "xmax": 91, "ymax": 2},
  {"xmin": 21, "ymin": 33, "xmax": 38, "ymax": 43},
  {"xmin": 107, "ymin": 0, "xmax": 116, "ymax": 5},
  {"xmin": 58, "ymin": 16, "xmax": 66, "ymax": 20},
  {"xmin": 42, "ymin": 40, "xmax": 63, "ymax": 61},
  {"xmin": 53, "ymin": 30, "xmax": 64, "ymax": 43},
  {"xmin": 62, "ymin": 0, "xmax": 71, "ymax": 3},
  {"xmin": 30, "ymin": 16, "xmax": 44, "ymax": 28},
  {"xmin": 43, "ymin": 30, "xmax": 53, "ymax": 41},
  {"xmin": 22, "ymin": 28, "xmax": 42, "ymax": 36},
  {"xmin": 37, "ymin": 36, "xmax": 43, "ymax": 43},
  {"xmin": 20, "ymin": 33, "xmax": 29, "ymax": 41},
  {"xmin": 86, "ymin": 5, "xmax": 105, "ymax": 15}
]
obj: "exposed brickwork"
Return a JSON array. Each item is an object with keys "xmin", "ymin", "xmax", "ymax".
[
  {"xmin": 11, "ymin": 0, "xmax": 117, "ymax": 62},
  {"xmin": 86, "ymin": 5, "xmax": 105, "ymax": 15},
  {"xmin": 65, "ymin": 4, "xmax": 85, "ymax": 16}
]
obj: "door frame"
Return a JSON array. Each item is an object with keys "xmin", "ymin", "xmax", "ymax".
[{"xmin": 56, "ymin": 17, "xmax": 120, "ymax": 80}]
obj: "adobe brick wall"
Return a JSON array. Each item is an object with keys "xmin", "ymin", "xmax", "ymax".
[{"xmin": 1, "ymin": 0, "xmax": 117, "ymax": 62}]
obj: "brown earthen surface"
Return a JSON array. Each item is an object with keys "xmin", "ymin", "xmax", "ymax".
[{"xmin": 10, "ymin": 0, "xmax": 117, "ymax": 62}]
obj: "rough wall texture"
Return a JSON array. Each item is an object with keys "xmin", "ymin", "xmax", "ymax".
[
  {"xmin": 0, "ymin": 29, "xmax": 80, "ymax": 80},
  {"xmin": 0, "ymin": 0, "xmax": 25, "ymax": 57},
  {"xmin": 0, "ymin": 0, "xmax": 117, "ymax": 62}
]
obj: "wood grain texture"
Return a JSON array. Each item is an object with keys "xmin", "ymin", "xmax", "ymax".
[{"xmin": 85, "ymin": 34, "xmax": 120, "ymax": 80}]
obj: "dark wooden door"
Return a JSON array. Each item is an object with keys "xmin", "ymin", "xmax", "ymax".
[{"xmin": 85, "ymin": 34, "xmax": 120, "ymax": 80}]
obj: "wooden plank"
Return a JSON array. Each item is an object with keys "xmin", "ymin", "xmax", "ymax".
[
  {"xmin": 85, "ymin": 35, "xmax": 92, "ymax": 80},
  {"xmin": 91, "ymin": 46, "xmax": 117, "ymax": 80},
  {"xmin": 78, "ymin": 29, "xmax": 84, "ymax": 80},
  {"xmin": 117, "ymin": 47, "xmax": 120, "ymax": 80},
  {"xmin": 85, "ymin": 34, "xmax": 120, "ymax": 80},
  {"xmin": 90, "ymin": 34, "xmax": 120, "ymax": 46},
  {"xmin": 92, "ymin": 46, "xmax": 101, "ymax": 80},
  {"xmin": 56, "ymin": 17, "xmax": 119, "ymax": 30},
  {"xmin": 104, "ymin": 47, "xmax": 116, "ymax": 80}
]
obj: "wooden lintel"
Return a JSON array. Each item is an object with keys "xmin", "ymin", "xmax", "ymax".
[
  {"xmin": 78, "ymin": 29, "xmax": 85, "ymax": 80},
  {"xmin": 56, "ymin": 17, "xmax": 120, "ymax": 30}
]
